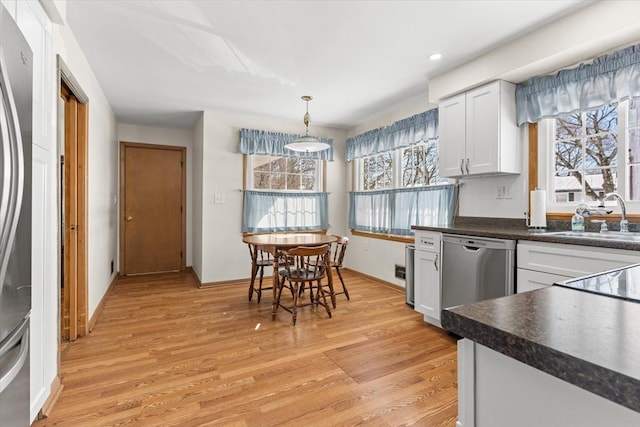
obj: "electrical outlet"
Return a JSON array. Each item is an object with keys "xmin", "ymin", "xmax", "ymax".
[
  {"xmin": 504, "ymin": 185, "xmax": 513, "ymax": 199},
  {"xmin": 214, "ymin": 194, "xmax": 225, "ymax": 204},
  {"xmin": 495, "ymin": 185, "xmax": 504, "ymax": 199},
  {"xmin": 364, "ymin": 241, "xmax": 369, "ymax": 251}
]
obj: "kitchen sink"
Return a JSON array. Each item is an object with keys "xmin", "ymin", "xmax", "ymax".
[{"xmin": 545, "ymin": 231, "xmax": 640, "ymax": 242}]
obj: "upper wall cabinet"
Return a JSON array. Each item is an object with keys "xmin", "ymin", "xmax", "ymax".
[{"xmin": 439, "ymin": 80, "xmax": 520, "ymax": 178}]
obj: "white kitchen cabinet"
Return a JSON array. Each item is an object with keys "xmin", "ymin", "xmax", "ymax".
[
  {"xmin": 457, "ymin": 340, "xmax": 640, "ymax": 427},
  {"xmin": 414, "ymin": 231, "xmax": 441, "ymax": 326},
  {"xmin": 516, "ymin": 241, "xmax": 640, "ymax": 292},
  {"xmin": 439, "ymin": 80, "xmax": 519, "ymax": 178}
]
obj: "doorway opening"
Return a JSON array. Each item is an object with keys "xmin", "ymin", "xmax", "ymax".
[{"xmin": 59, "ymin": 79, "xmax": 88, "ymax": 343}]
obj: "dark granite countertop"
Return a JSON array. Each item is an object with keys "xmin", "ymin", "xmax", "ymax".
[
  {"xmin": 441, "ymin": 285, "xmax": 640, "ymax": 413},
  {"xmin": 412, "ymin": 217, "xmax": 640, "ymax": 250}
]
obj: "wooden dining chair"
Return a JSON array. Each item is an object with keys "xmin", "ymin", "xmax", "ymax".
[
  {"xmin": 247, "ymin": 243, "xmax": 273, "ymax": 303},
  {"xmin": 275, "ymin": 244, "xmax": 333, "ymax": 325},
  {"xmin": 330, "ymin": 235, "xmax": 350, "ymax": 300}
]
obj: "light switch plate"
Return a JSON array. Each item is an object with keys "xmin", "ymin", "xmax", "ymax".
[{"xmin": 495, "ymin": 186, "xmax": 504, "ymax": 199}]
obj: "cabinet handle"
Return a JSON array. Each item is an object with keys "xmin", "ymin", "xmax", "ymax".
[
  {"xmin": 434, "ymin": 254, "xmax": 439, "ymax": 271},
  {"xmin": 460, "ymin": 159, "xmax": 464, "ymax": 175},
  {"xmin": 465, "ymin": 158, "xmax": 470, "ymax": 174}
]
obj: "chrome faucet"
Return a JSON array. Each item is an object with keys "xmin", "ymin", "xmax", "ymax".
[
  {"xmin": 599, "ymin": 192, "xmax": 629, "ymax": 232},
  {"xmin": 575, "ymin": 204, "xmax": 612, "ymax": 218}
]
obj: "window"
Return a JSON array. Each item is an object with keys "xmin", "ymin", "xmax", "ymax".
[
  {"xmin": 242, "ymin": 154, "xmax": 327, "ymax": 233},
  {"xmin": 357, "ymin": 141, "xmax": 446, "ymax": 191},
  {"xmin": 350, "ymin": 140, "xmax": 457, "ymax": 236},
  {"xmin": 542, "ymin": 98, "xmax": 640, "ymax": 211},
  {"xmin": 249, "ymin": 155, "xmax": 320, "ymax": 191}
]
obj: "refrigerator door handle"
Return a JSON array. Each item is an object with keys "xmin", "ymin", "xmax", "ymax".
[{"xmin": 0, "ymin": 318, "xmax": 29, "ymax": 394}]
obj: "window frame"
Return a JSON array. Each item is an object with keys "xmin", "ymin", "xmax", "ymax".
[
  {"xmin": 536, "ymin": 99, "xmax": 640, "ymax": 215},
  {"xmin": 354, "ymin": 140, "xmax": 448, "ymax": 191},
  {"xmin": 245, "ymin": 154, "xmax": 325, "ymax": 193}
]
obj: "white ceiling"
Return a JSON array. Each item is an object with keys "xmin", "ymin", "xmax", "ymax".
[{"xmin": 65, "ymin": 0, "xmax": 589, "ymax": 130}]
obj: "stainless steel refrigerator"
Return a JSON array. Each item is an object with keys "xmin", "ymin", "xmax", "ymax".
[{"xmin": 0, "ymin": 4, "xmax": 33, "ymax": 426}]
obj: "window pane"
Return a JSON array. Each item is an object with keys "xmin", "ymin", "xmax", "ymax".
[
  {"xmin": 629, "ymin": 165, "xmax": 640, "ymax": 200},
  {"xmin": 586, "ymin": 104, "xmax": 617, "ymax": 135},
  {"xmin": 555, "ymin": 140, "xmax": 583, "ymax": 173},
  {"xmin": 270, "ymin": 173, "xmax": 285, "ymax": 189},
  {"xmin": 555, "ymin": 113, "xmax": 582, "ymax": 139},
  {"xmin": 254, "ymin": 173, "xmax": 270, "ymax": 189},
  {"xmin": 301, "ymin": 175, "xmax": 315, "ymax": 190},
  {"xmin": 286, "ymin": 174, "xmax": 300, "ymax": 190},
  {"xmin": 629, "ymin": 129, "xmax": 640, "ymax": 164},
  {"xmin": 585, "ymin": 134, "xmax": 617, "ymax": 168},
  {"xmin": 630, "ymin": 98, "xmax": 639, "ymax": 127},
  {"xmin": 554, "ymin": 171, "xmax": 582, "ymax": 202}
]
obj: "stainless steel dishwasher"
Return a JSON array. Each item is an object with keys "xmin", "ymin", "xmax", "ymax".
[{"xmin": 441, "ymin": 234, "xmax": 515, "ymax": 309}]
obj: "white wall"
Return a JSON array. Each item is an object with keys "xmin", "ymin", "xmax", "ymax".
[
  {"xmin": 117, "ymin": 123, "xmax": 195, "ymax": 267},
  {"xmin": 196, "ymin": 110, "xmax": 347, "ymax": 284},
  {"xmin": 53, "ymin": 19, "xmax": 118, "ymax": 319}
]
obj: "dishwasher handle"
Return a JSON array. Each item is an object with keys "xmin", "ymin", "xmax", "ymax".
[{"xmin": 463, "ymin": 245, "xmax": 482, "ymax": 251}]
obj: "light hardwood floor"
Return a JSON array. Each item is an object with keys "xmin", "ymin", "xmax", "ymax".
[{"xmin": 34, "ymin": 270, "xmax": 458, "ymax": 426}]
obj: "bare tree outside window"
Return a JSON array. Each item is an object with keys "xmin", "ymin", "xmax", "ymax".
[
  {"xmin": 252, "ymin": 155, "xmax": 318, "ymax": 190},
  {"xmin": 402, "ymin": 141, "xmax": 440, "ymax": 187},
  {"xmin": 362, "ymin": 152, "xmax": 392, "ymax": 190},
  {"xmin": 554, "ymin": 104, "xmax": 618, "ymax": 202}
]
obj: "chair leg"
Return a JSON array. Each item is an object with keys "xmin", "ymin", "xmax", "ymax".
[
  {"xmin": 292, "ymin": 282, "xmax": 299, "ymax": 325},
  {"xmin": 257, "ymin": 265, "xmax": 264, "ymax": 303},
  {"xmin": 317, "ymin": 279, "xmax": 332, "ymax": 318},
  {"xmin": 274, "ymin": 276, "xmax": 289, "ymax": 321},
  {"xmin": 248, "ymin": 262, "xmax": 258, "ymax": 301},
  {"xmin": 336, "ymin": 267, "xmax": 350, "ymax": 300}
]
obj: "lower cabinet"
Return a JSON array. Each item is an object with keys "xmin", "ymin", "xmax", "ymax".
[
  {"xmin": 516, "ymin": 241, "xmax": 640, "ymax": 292},
  {"xmin": 457, "ymin": 339, "xmax": 640, "ymax": 427},
  {"xmin": 414, "ymin": 231, "xmax": 441, "ymax": 326}
]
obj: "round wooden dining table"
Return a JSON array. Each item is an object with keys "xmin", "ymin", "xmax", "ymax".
[{"xmin": 242, "ymin": 233, "xmax": 337, "ymax": 320}]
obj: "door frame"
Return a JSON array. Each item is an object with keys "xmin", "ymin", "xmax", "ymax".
[
  {"xmin": 119, "ymin": 141, "xmax": 187, "ymax": 275},
  {"xmin": 58, "ymin": 60, "xmax": 89, "ymax": 341}
]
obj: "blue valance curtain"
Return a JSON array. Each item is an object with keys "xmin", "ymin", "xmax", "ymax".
[
  {"xmin": 242, "ymin": 190, "xmax": 329, "ymax": 233},
  {"xmin": 516, "ymin": 43, "xmax": 640, "ymax": 125},
  {"xmin": 348, "ymin": 184, "xmax": 458, "ymax": 236},
  {"xmin": 345, "ymin": 108, "xmax": 438, "ymax": 161},
  {"xmin": 239, "ymin": 128, "xmax": 334, "ymax": 161}
]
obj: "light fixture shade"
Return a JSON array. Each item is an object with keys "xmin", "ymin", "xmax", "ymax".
[
  {"xmin": 284, "ymin": 135, "xmax": 331, "ymax": 152},
  {"xmin": 285, "ymin": 95, "xmax": 330, "ymax": 153}
]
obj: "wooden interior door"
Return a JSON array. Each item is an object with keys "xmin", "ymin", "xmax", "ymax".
[
  {"xmin": 60, "ymin": 80, "xmax": 88, "ymax": 341},
  {"xmin": 120, "ymin": 142, "xmax": 185, "ymax": 275}
]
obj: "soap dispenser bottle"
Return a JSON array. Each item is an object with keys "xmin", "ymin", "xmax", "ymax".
[{"xmin": 571, "ymin": 212, "xmax": 584, "ymax": 231}]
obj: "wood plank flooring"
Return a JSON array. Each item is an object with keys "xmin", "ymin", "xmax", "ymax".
[{"xmin": 34, "ymin": 270, "xmax": 458, "ymax": 426}]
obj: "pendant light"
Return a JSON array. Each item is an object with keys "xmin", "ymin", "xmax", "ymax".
[{"xmin": 284, "ymin": 95, "xmax": 330, "ymax": 153}]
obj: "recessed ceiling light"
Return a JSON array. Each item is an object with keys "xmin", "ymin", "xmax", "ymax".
[{"xmin": 429, "ymin": 53, "xmax": 442, "ymax": 61}]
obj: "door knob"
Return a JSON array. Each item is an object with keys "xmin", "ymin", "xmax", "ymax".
[{"xmin": 126, "ymin": 216, "xmax": 133, "ymax": 222}]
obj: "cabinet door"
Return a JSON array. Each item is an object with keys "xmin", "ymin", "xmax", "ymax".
[
  {"xmin": 439, "ymin": 93, "xmax": 466, "ymax": 178},
  {"xmin": 414, "ymin": 250, "xmax": 440, "ymax": 322},
  {"xmin": 465, "ymin": 81, "xmax": 500, "ymax": 175},
  {"xmin": 516, "ymin": 268, "xmax": 570, "ymax": 293}
]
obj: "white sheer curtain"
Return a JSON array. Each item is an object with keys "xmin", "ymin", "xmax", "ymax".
[
  {"xmin": 349, "ymin": 185, "xmax": 457, "ymax": 236},
  {"xmin": 242, "ymin": 191, "xmax": 328, "ymax": 233}
]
